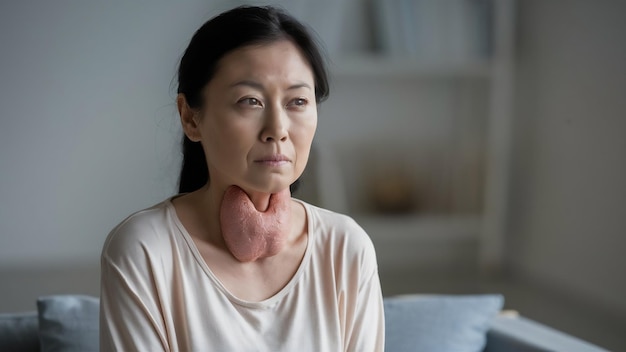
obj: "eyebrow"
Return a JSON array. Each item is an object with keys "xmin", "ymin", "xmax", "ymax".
[{"xmin": 230, "ymin": 80, "xmax": 312, "ymax": 91}]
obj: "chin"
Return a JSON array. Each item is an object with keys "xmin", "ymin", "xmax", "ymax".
[
  {"xmin": 245, "ymin": 180, "xmax": 293, "ymax": 195},
  {"xmin": 242, "ymin": 172, "xmax": 301, "ymax": 195},
  {"xmin": 266, "ymin": 183, "xmax": 292, "ymax": 195}
]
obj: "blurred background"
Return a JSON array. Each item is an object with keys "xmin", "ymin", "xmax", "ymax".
[{"xmin": 0, "ymin": 0, "xmax": 624, "ymax": 350}]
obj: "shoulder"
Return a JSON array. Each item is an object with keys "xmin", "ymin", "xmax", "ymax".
[
  {"xmin": 101, "ymin": 199, "xmax": 175, "ymax": 264},
  {"xmin": 297, "ymin": 200, "xmax": 355, "ymax": 229},
  {"xmin": 298, "ymin": 200, "xmax": 378, "ymax": 272},
  {"xmin": 301, "ymin": 201, "xmax": 370, "ymax": 241}
]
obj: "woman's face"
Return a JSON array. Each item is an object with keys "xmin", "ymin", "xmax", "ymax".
[{"xmin": 186, "ymin": 39, "xmax": 317, "ymax": 195}]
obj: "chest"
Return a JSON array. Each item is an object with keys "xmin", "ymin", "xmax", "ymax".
[
  {"xmin": 172, "ymin": 301, "xmax": 343, "ymax": 351},
  {"xmin": 193, "ymin": 235, "xmax": 307, "ymax": 301},
  {"xmin": 161, "ymin": 256, "xmax": 345, "ymax": 352}
]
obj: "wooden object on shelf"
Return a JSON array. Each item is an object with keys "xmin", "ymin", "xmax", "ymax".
[{"xmin": 368, "ymin": 166, "xmax": 417, "ymax": 214}]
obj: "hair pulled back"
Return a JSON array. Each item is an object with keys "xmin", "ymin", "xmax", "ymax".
[{"xmin": 176, "ymin": 5, "xmax": 329, "ymax": 194}]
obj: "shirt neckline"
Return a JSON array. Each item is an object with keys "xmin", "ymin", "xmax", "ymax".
[{"xmin": 165, "ymin": 197, "xmax": 314, "ymax": 309}]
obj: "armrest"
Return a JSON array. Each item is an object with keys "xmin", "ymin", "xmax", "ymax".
[{"xmin": 484, "ymin": 314, "xmax": 609, "ymax": 352}]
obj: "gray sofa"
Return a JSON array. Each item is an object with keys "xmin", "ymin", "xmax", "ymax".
[{"xmin": 0, "ymin": 294, "xmax": 607, "ymax": 351}]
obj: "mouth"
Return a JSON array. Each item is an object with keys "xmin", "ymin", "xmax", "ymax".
[{"xmin": 254, "ymin": 154, "xmax": 292, "ymax": 166}]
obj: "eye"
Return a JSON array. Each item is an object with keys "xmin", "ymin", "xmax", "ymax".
[
  {"xmin": 287, "ymin": 97, "xmax": 309, "ymax": 109},
  {"xmin": 238, "ymin": 97, "xmax": 263, "ymax": 107}
]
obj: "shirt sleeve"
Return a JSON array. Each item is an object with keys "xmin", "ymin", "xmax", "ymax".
[
  {"xmin": 345, "ymin": 269, "xmax": 386, "ymax": 352},
  {"xmin": 100, "ymin": 226, "xmax": 170, "ymax": 352}
]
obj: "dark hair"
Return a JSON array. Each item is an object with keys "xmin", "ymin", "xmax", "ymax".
[{"xmin": 177, "ymin": 5, "xmax": 329, "ymax": 194}]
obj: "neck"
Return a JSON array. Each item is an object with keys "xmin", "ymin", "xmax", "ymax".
[
  {"xmin": 247, "ymin": 190, "xmax": 272, "ymax": 212},
  {"xmin": 197, "ymin": 183, "xmax": 273, "ymax": 212},
  {"xmin": 192, "ymin": 183, "xmax": 289, "ymax": 245},
  {"xmin": 219, "ymin": 185, "xmax": 293, "ymax": 262},
  {"xmin": 189, "ymin": 184, "xmax": 226, "ymax": 247}
]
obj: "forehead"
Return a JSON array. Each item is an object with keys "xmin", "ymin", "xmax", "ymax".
[{"xmin": 212, "ymin": 39, "xmax": 315, "ymax": 85}]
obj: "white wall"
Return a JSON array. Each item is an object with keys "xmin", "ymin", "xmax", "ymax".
[
  {"xmin": 0, "ymin": 2, "xmax": 221, "ymax": 266},
  {"xmin": 510, "ymin": 0, "xmax": 626, "ymax": 318}
]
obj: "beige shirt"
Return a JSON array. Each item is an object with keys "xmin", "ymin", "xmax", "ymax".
[{"xmin": 100, "ymin": 198, "xmax": 385, "ymax": 352}]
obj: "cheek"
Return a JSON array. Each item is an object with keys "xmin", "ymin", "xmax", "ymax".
[
  {"xmin": 210, "ymin": 111, "xmax": 257, "ymax": 143},
  {"xmin": 203, "ymin": 119, "xmax": 254, "ymax": 167},
  {"xmin": 292, "ymin": 117, "xmax": 317, "ymax": 165}
]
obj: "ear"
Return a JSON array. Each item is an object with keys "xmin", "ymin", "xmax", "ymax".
[{"xmin": 177, "ymin": 93, "xmax": 202, "ymax": 142}]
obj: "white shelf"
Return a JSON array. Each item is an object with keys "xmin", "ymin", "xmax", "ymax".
[
  {"xmin": 355, "ymin": 214, "xmax": 482, "ymax": 242},
  {"xmin": 306, "ymin": 0, "xmax": 516, "ymax": 275},
  {"xmin": 329, "ymin": 54, "xmax": 493, "ymax": 78},
  {"xmin": 355, "ymin": 214, "xmax": 482, "ymax": 273},
  {"xmin": 329, "ymin": 54, "xmax": 492, "ymax": 78}
]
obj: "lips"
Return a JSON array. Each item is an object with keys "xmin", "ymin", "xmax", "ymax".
[{"xmin": 255, "ymin": 154, "xmax": 291, "ymax": 162}]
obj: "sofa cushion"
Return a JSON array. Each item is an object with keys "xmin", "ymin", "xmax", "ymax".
[
  {"xmin": 37, "ymin": 295, "xmax": 99, "ymax": 352},
  {"xmin": 32, "ymin": 293, "xmax": 503, "ymax": 351},
  {"xmin": 0, "ymin": 311, "xmax": 40, "ymax": 352},
  {"xmin": 384, "ymin": 294, "xmax": 504, "ymax": 352}
]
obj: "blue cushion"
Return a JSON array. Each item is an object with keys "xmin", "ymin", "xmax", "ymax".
[
  {"xmin": 0, "ymin": 311, "xmax": 40, "ymax": 352},
  {"xmin": 384, "ymin": 294, "xmax": 504, "ymax": 352},
  {"xmin": 37, "ymin": 295, "xmax": 99, "ymax": 352}
]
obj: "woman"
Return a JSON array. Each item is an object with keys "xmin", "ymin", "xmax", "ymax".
[{"xmin": 100, "ymin": 5, "xmax": 384, "ymax": 351}]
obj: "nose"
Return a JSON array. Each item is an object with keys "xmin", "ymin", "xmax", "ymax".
[{"xmin": 260, "ymin": 105, "xmax": 288, "ymax": 142}]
